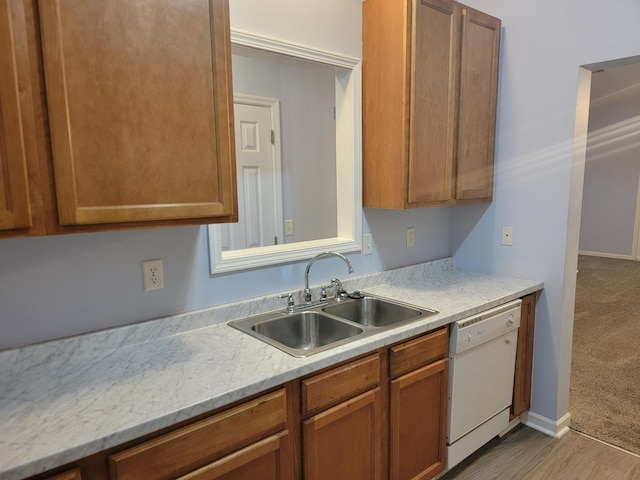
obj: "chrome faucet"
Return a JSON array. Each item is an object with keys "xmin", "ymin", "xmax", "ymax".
[{"xmin": 304, "ymin": 252, "xmax": 354, "ymax": 303}]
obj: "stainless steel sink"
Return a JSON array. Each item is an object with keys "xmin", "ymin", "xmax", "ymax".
[
  {"xmin": 230, "ymin": 310, "xmax": 364, "ymax": 357},
  {"xmin": 322, "ymin": 295, "xmax": 436, "ymax": 327},
  {"xmin": 229, "ymin": 293, "xmax": 438, "ymax": 357}
]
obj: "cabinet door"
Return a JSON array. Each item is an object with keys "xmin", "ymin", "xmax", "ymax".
[
  {"xmin": 303, "ymin": 389, "xmax": 382, "ymax": 480},
  {"xmin": 455, "ymin": 6, "xmax": 501, "ymax": 202},
  {"xmin": 390, "ymin": 359, "xmax": 448, "ymax": 480},
  {"xmin": 178, "ymin": 433, "xmax": 291, "ymax": 480},
  {"xmin": 44, "ymin": 469, "xmax": 82, "ymax": 480},
  {"xmin": 0, "ymin": 0, "xmax": 32, "ymax": 230},
  {"xmin": 38, "ymin": 0, "xmax": 236, "ymax": 226},
  {"xmin": 512, "ymin": 293, "xmax": 537, "ymax": 417},
  {"xmin": 407, "ymin": 0, "xmax": 460, "ymax": 205},
  {"xmin": 301, "ymin": 353, "xmax": 380, "ymax": 415},
  {"xmin": 109, "ymin": 389, "xmax": 287, "ymax": 480}
]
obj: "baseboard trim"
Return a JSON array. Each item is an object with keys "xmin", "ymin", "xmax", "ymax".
[
  {"xmin": 521, "ymin": 411, "xmax": 571, "ymax": 438},
  {"xmin": 578, "ymin": 250, "xmax": 635, "ymax": 260}
]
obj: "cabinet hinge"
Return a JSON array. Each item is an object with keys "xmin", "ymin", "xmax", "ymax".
[{"xmin": 271, "ymin": 130, "xmax": 275, "ymax": 145}]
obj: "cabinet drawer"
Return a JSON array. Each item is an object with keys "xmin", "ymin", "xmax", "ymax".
[
  {"xmin": 390, "ymin": 327, "xmax": 448, "ymax": 379},
  {"xmin": 44, "ymin": 469, "xmax": 81, "ymax": 480},
  {"xmin": 109, "ymin": 388, "xmax": 287, "ymax": 480},
  {"xmin": 177, "ymin": 432, "xmax": 288, "ymax": 480},
  {"xmin": 301, "ymin": 354, "xmax": 380, "ymax": 414}
]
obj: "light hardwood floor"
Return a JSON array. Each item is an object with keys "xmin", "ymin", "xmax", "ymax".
[{"xmin": 440, "ymin": 425, "xmax": 640, "ymax": 479}]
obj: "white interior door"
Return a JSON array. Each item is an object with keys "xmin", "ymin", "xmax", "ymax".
[{"xmin": 220, "ymin": 96, "xmax": 283, "ymax": 250}]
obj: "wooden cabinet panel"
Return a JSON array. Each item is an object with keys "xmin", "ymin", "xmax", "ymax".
[
  {"xmin": 408, "ymin": 0, "xmax": 459, "ymax": 205},
  {"xmin": 44, "ymin": 468, "xmax": 82, "ymax": 480},
  {"xmin": 178, "ymin": 432, "xmax": 291, "ymax": 480},
  {"xmin": 363, "ymin": 0, "xmax": 500, "ymax": 209},
  {"xmin": 109, "ymin": 389, "xmax": 287, "ymax": 480},
  {"xmin": 361, "ymin": 0, "xmax": 409, "ymax": 210},
  {"xmin": 303, "ymin": 388, "xmax": 383, "ymax": 480},
  {"xmin": 0, "ymin": 0, "xmax": 32, "ymax": 230},
  {"xmin": 38, "ymin": 0, "xmax": 236, "ymax": 226},
  {"xmin": 301, "ymin": 353, "xmax": 380, "ymax": 414},
  {"xmin": 512, "ymin": 293, "xmax": 537, "ymax": 417},
  {"xmin": 390, "ymin": 359, "xmax": 448, "ymax": 480},
  {"xmin": 455, "ymin": 7, "xmax": 501, "ymax": 202},
  {"xmin": 389, "ymin": 326, "xmax": 448, "ymax": 378}
]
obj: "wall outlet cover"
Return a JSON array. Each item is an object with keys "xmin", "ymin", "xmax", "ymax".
[{"xmin": 143, "ymin": 259, "xmax": 164, "ymax": 291}]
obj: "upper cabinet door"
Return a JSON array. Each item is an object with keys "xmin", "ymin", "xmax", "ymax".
[
  {"xmin": 455, "ymin": 7, "xmax": 500, "ymax": 202},
  {"xmin": 407, "ymin": 0, "xmax": 460, "ymax": 205},
  {"xmin": 0, "ymin": 0, "xmax": 32, "ymax": 231},
  {"xmin": 363, "ymin": 0, "xmax": 500, "ymax": 210},
  {"xmin": 38, "ymin": 0, "xmax": 236, "ymax": 226}
]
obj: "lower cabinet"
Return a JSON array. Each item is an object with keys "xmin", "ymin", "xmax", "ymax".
[
  {"xmin": 303, "ymin": 389, "xmax": 382, "ymax": 480},
  {"xmin": 176, "ymin": 432, "xmax": 289, "ymax": 480},
  {"xmin": 109, "ymin": 388, "xmax": 292, "ymax": 480},
  {"xmin": 299, "ymin": 327, "xmax": 449, "ymax": 480},
  {"xmin": 389, "ymin": 328, "xmax": 449, "ymax": 480},
  {"xmin": 300, "ymin": 353, "xmax": 383, "ymax": 480},
  {"xmin": 43, "ymin": 469, "xmax": 82, "ymax": 480},
  {"xmin": 511, "ymin": 292, "xmax": 537, "ymax": 417}
]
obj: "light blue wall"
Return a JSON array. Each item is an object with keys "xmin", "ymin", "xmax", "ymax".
[
  {"xmin": 0, "ymin": 210, "xmax": 452, "ymax": 349},
  {"xmin": 452, "ymin": 0, "xmax": 640, "ymax": 423}
]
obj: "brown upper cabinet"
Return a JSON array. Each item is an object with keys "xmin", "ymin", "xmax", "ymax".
[
  {"xmin": 363, "ymin": 0, "xmax": 501, "ymax": 209},
  {"xmin": 0, "ymin": 0, "xmax": 33, "ymax": 231},
  {"xmin": 1, "ymin": 0, "xmax": 237, "ymax": 238}
]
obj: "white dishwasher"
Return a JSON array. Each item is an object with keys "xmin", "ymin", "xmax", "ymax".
[{"xmin": 447, "ymin": 299, "xmax": 521, "ymax": 470}]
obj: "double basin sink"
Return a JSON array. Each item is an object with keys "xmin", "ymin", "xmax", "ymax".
[{"xmin": 229, "ymin": 293, "xmax": 437, "ymax": 357}]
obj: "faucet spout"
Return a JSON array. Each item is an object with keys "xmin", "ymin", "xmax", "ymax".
[{"xmin": 304, "ymin": 252, "xmax": 354, "ymax": 303}]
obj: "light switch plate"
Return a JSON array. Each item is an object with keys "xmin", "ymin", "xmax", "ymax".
[
  {"xmin": 363, "ymin": 234, "xmax": 373, "ymax": 255},
  {"xmin": 406, "ymin": 227, "xmax": 415, "ymax": 248}
]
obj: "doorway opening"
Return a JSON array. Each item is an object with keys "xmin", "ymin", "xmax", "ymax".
[
  {"xmin": 568, "ymin": 55, "xmax": 640, "ymax": 455},
  {"xmin": 578, "ymin": 61, "xmax": 640, "ymax": 260}
]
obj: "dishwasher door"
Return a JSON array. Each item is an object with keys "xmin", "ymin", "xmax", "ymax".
[{"xmin": 448, "ymin": 300, "xmax": 521, "ymax": 444}]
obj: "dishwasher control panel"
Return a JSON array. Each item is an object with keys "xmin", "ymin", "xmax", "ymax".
[{"xmin": 450, "ymin": 300, "xmax": 521, "ymax": 354}]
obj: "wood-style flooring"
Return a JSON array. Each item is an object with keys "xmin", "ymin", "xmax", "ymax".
[{"xmin": 440, "ymin": 425, "xmax": 640, "ymax": 480}]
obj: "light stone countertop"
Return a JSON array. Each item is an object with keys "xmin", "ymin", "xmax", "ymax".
[{"xmin": 0, "ymin": 258, "xmax": 543, "ymax": 480}]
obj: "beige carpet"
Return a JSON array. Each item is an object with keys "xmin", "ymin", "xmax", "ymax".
[{"xmin": 569, "ymin": 255, "xmax": 640, "ymax": 455}]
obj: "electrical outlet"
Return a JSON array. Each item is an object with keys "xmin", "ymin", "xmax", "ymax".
[
  {"xmin": 406, "ymin": 227, "xmax": 415, "ymax": 248},
  {"xmin": 363, "ymin": 233, "xmax": 373, "ymax": 255},
  {"xmin": 502, "ymin": 227, "xmax": 513, "ymax": 246},
  {"xmin": 143, "ymin": 259, "xmax": 164, "ymax": 291}
]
